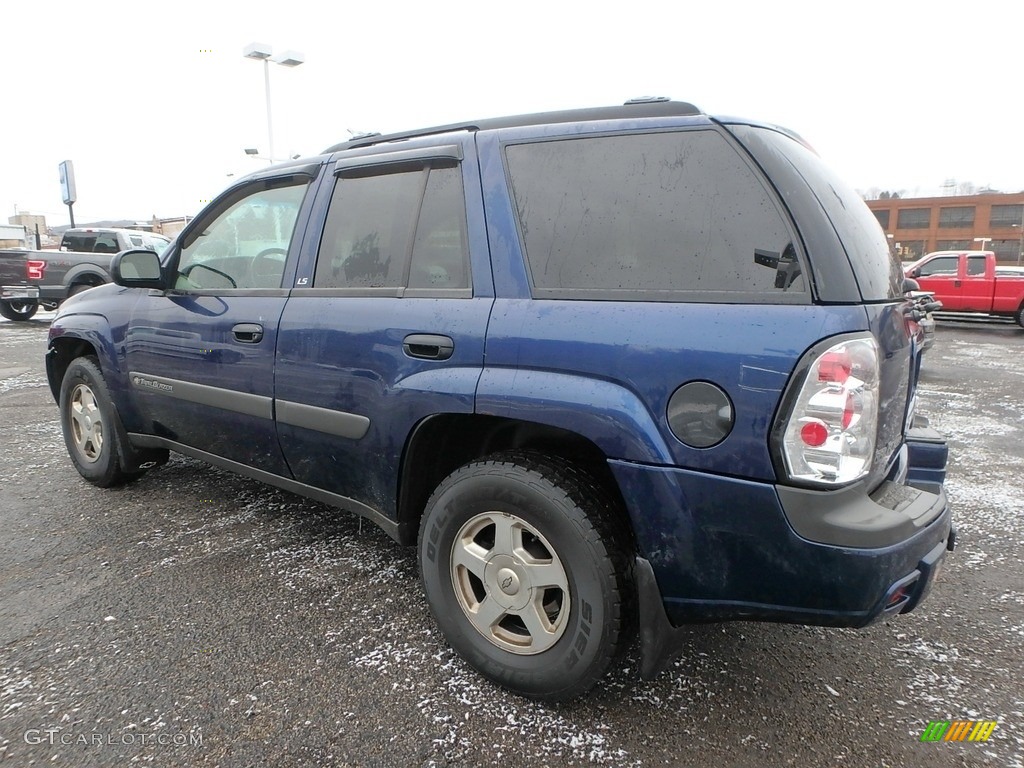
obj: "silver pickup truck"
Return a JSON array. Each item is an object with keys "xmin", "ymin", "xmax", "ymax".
[{"xmin": 0, "ymin": 228, "xmax": 170, "ymax": 320}]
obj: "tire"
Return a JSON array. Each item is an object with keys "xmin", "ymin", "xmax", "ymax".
[
  {"xmin": 68, "ymin": 282, "xmax": 95, "ymax": 297},
  {"xmin": 59, "ymin": 356, "xmax": 145, "ymax": 487},
  {"xmin": 418, "ymin": 452, "xmax": 631, "ymax": 701},
  {"xmin": 0, "ymin": 300, "xmax": 39, "ymax": 321},
  {"xmin": 1017, "ymin": 304, "xmax": 1024, "ymax": 329}
]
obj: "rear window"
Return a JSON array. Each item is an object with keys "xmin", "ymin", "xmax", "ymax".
[
  {"xmin": 728, "ymin": 125, "xmax": 904, "ymax": 301},
  {"xmin": 504, "ymin": 129, "xmax": 807, "ymax": 302},
  {"xmin": 62, "ymin": 232, "xmax": 97, "ymax": 252}
]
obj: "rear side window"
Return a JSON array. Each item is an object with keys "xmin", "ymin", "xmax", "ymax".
[
  {"xmin": 314, "ymin": 163, "xmax": 470, "ymax": 292},
  {"xmin": 729, "ymin": 125, "xmax": 904, "ymax": 301},
  {"xmin": 504, "ymin": 130, "xmax": 805, "ymax": 301},
  {"xmin": 966, "ymin": 256, "xmax": 986, "ymax": 276}
]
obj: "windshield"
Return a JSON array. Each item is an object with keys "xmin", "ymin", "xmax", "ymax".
[{"xmin": 147, "ymin": 236, "xmax": 171, "ymax": 255}]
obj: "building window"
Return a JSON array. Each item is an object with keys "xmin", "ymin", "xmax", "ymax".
[
  {"xmin": 938, "ymin": 206, "xmax": 974, "ymax": 228},
  {"xmin": 990, "ymin": 204, "xmax": 1023, "ymax": 228},
  {"xmin": 897, "ymin": 241, "xmax": 927, "ymax": 259},
  {"xmin": 936, "ymin": 240, "xmax": 971, "ymax": 250},
  {"xmin": 897, "ymin": 209, "xmax": 930, "ymax": 229},
  {"xmin": 872, "ymin": 210, "xmax": 890, "ymax": 229},
  {"xmin": 991, "ymin": 239, "xmax": 1020, "ymax": 262}
]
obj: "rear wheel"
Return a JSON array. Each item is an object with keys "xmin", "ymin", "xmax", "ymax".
[
  {"xmin": 68, "ymin": 282, "xmax": 96, "ymax": 297},
  {"xmin": 0, "ymin": 300, "xmax": 39, "ymax": 321},
  {"xmin": 60, "ymin": 356, "xmax": 146, "ymax": 487},
  {"xmin": 1016, "ymin": 304, "xmax": 1024, "ymax": 329},
  {"xmin": 418, "ymin": 452, "xmax": 631, "ymax": 701}
]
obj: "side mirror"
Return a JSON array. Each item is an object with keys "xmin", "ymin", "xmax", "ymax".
[
  {"xmin": 910, "ymin": 267, "xmax": 922, "ymax": 279},
  {"xmin": 112, "ymin": 249, "xmax": 166, "ymax": 289}
]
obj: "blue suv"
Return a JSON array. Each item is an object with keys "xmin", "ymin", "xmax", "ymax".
[{"xmin": 46, "ymin": 99, "xmax": 953, "ymax": 701}]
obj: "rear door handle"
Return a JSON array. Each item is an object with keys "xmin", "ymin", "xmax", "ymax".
[
  {"xmin": 232, "ymin": 323, "xmax": 264, "ymax": 344},
  {"xmin": 403, "ymin": 333, "xmax": 454, "ymax": 360}
]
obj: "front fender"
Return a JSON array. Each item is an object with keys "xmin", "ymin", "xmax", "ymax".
[
  {"xmin": 47, "ymin": 314, "xmax": 121, "ymax": 393},
  {"xmin": 475, "ymin": 367, "xmax": 673, "ymax": 464}
]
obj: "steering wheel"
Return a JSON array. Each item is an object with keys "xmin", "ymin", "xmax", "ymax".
[
  {"xmin": 250, "ymin": 247, "xmax": 288, "ymax": 281},
  {"xmin": 180, "ymin": 262, "xmax": 238, "ymax": 289}
]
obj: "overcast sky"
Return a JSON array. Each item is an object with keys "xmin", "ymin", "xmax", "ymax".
[{"xmin": 4, "ymin": 0, "xmax": 1022, "ymax": 228}]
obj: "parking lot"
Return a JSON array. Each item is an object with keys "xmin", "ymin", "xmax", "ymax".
[{"xmin": 1, "ymin": 313, "xmax": 1022, "ymax": 768}]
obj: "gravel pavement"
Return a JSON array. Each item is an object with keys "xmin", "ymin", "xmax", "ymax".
[{"xmin": 1, "ymin": 313, "xmax": 1022, "ymax": 767}]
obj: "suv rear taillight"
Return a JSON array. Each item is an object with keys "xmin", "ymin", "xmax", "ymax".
[
  {"xmin": 27, "ymin": 260, "xmax": 46, "ymax": 281},
  {"xmin": 779, "ymin": 335, "xmax": 879, "ymax": 486}
]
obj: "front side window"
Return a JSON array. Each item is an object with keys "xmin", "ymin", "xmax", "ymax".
[
  {"xmin": 176, "ymin": 178, "xmax": 309, "ymax": 290},
  {"xmin": 314, "ymin": 163, "xmax": 469, "ymax": 291},
  {"xmin": 504, "ymin": 130, "xmax": 804, "ymax": 300},
  {"xmin": 917, "ymin": 256, "xmax": 958, "ymax": 276}
]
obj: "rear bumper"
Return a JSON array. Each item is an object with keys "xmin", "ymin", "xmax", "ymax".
[
  {"xmin": 1, "ymin": 285, "xmax": 39, "ymax": 301},
  {"xmin": 636, "ymin": 529, "xmax": 953, "ymax": 679},
  {"xmin": 611, "ymin": 444, "xmax": 953, "ymax": 678},
  {"xmin": 38, "ymin": 284, "xmax": 68, "ymax": 302}
]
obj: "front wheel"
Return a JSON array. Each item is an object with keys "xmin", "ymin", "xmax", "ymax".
[
  {"xmin": 0, "ymin": 300, "xmax": 39, "ymax": 321},
  {"xmin": 60, "ymin": 356, "xmax": 145, "ymax": 487},
  {"xmin": 1017, "ymin": 304, "xmax": 1024, "ymax": 329},
  {"xmin": 418, "ymin": 453, "xmax": 631, "ymax": 701}
]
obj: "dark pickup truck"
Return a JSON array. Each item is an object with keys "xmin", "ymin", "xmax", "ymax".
[
  {"xmin": 0, "ymin": 228, "xmax": 170, "ymax": 321},
  {"xmin": 45, "ymin": 100, "xmax": 953, "ymax": 700}
]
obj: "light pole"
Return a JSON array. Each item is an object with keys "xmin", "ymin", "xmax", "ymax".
[
  {"xmin": 242, "ymin": 42, "xmax": 305, "ymax": 164},
  {"xmin": 1012, "ymin": 222, "xmax": 1023, "ymax": 266}
]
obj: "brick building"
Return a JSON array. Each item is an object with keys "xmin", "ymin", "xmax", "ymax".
[{"xmin": 865, "ymin": 192, "xmax": 1024, "ymax": 264}]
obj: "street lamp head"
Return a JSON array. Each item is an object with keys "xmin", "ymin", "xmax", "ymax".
[
  {"xmin": 273, "ymin": 50, "xmax": 305, "ymax": 67},
  {"xmin": 244, "ymin": 148, "xmax": 260, "ymax": 156},
  {"xmin": 243, "ymin": 42, "xmax": 273, "ymax": 60}
]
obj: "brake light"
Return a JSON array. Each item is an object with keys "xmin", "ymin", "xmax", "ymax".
[
  {"xmin": 818, "ymin": 351, "xmax": 851, "ymax": 384},
  {"xmin": 27, "ymin": 260, "xmax": 46, "ymax": 280},
  {"xmin": 780, "ymin": 336, "xmax": 879, "ymax": 486}
]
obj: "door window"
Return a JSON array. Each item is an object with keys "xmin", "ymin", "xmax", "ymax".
[
  {"xmin": 917, "ymin": 256, "xmax": 958, "ymax": 277},
  {"xmin": 313, "ymin": 163, "xmax": 469, "ymax": 292},
  {"xmin": 176, "ymin": 178, "xmax": 309, "ymax": 290}
]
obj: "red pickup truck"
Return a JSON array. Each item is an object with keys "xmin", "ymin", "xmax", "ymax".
[{"xmin": 906, "ymin": 251, "xmax": 1024, "ymax": 327}]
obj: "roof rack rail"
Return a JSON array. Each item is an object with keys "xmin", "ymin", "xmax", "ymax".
[{"xmin": 324, "ymin": 100, "xmax": 702, "ymax": 153}]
